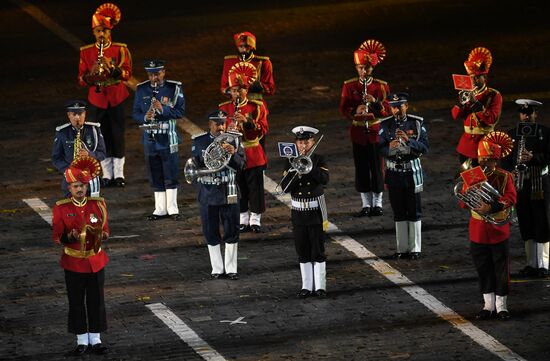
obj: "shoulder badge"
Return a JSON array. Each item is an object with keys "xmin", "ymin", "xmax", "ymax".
[
  {"xmin": 255, "ymin": 55, "xmax": 270, "ymax": 60},
  {"xmin": 112, "ymin": 42, "xmax": 128, "ymax": 48},
  {"xmin": 55, "ymin": 198, "xmax": 72, "ymax": 206},
  {"xmin": 191, "ymin": 131, "xmax": 208, "ymax": 140},
  {"xmin": 224, "ymin": 55, "xmax": 238, "ymax": 60},
  {"xmin": 250, "ymin": 99, "xmax": 263, "ymax": 106},
  {"xmin": 84, "ymin": 121, "xmax": 101, "ymax": 127},
  {"xmin": 55, "ymin": 123, "xmax": 71, "ymax": 132},
  {"xmin": 407, "ymin": 114, "xmax": 424, "ymax": 121},
  {"xmin": 88, "ymin": 196, "xmax": 105, "ymax": 202},
  {"xmin": 166, "ymin": 80, "xmax": 182, "ymax": 86},
  {"xmin": 373, "ymin": 78, "xmax": 388, "ymax": 85},
  {"xmin": 344, "ymin": 77, "xmax": 359, "ymax": 84},
  {"xmin": 79, "ymin": 43, "xmax": 95, "ymax": 51}
]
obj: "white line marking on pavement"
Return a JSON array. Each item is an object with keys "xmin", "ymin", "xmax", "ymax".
[
  {"xmin": 220, "ymin": 317, "xmax": 247, "ymax": 325},
  {"xmin": 109, "ymin": 234, "xmax": 140, "ymax": 239},
  {"xmin": 146, "ymin": 303, "xmax": 227, "ymax": 361},
  {"xmin": 23, "ymin": 198, "xmax": 53, "ymax": 226}
]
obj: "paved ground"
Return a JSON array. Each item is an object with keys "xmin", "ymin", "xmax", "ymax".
[{"xmin": 1, "ymin": 0, "xmax": 550, "ymax": 360}]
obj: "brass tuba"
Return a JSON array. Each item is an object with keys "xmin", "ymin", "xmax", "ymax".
[{"xmin": 184, "ymin": 130, "xmax": 241, "ymax": 184}]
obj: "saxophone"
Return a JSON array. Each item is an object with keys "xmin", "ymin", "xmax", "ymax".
[
  {"xmin": 514, "ymin": 135, "xmax": 527, "ymax": 191},
  {"xmin": 73, "ymin": 126, "xmax": 83, "ymax": 160}
]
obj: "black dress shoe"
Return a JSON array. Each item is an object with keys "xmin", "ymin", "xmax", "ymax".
[
  {"xmin": 393, "ymin": 252, "xmax": 406, "ymax": 260},
  {"xmin": 537, "ymin": 268, "xmax": 549, "ymax": 277},
  {"xmin": 410, "ymin": 252, "xmax": 421, "ymax": 260},
  {"xmin": 250, "ymin": 225, "xmax": 261, "ymax": 233},
  {"xmin": 519, "ymin": 265, "xmax": 537, "ymax": 277},
  {"xmin": 239, "ymin": 224, "xmax": 250, "ymax": 232},
  {"xmin": 314, "ymin": 289, "xmax": 327, "ymax": 298},
  {"xmin": 297, "ymin": 289, "xmax": 312, "ymax": 298},
  {"xmin": 227, "ymin": 273, "xmax": 239, "ymax": 280},
  {"xmin": 475, "ymin": 309, "xmax": 494, "ymax": 320},
  {"xmin": 369, "ymin": 206, "xmax": 383, "ymax": 216},
  {"xmin": 353, "ymin": 207, "xmax": 370, "ymax": 218},
  {"xmin": 114, "ymin": 177, "xmax": 125, "ymax": 187},
  {"xmin": 90, "ymin": 343, "xmax": 108, "ymax": 355},
  {"xmin": 497, "ymin": 310, "xmax": 510, "ymax": 320},
  {"xmin": 68, "ymin": 344, "xmax": 88, "ymax": 356},
  {"xmin": 210, "ymin": 273, "xmax": 223, "ymax": 279},
  {"xmin": 170, "ymin": 214, "xmax": 182, "ymax": 221},
  {"xmin": 101, "ymin": 178, "xmax": 112, "ymax": 188},
  {"xmin": 147, "ymin": 214, "xmax": 168, "ymax": 221}
]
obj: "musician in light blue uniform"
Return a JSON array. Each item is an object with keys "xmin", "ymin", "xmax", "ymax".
[
  {"xmin": 190, "ymin": 111, "xmax": 245, "ymax": 280},
  {"xmin": 378, "ymin": 93, "xmax": 429, "ymax": 260},
  {"xmin": 133, "ymin": 60, "xmax": 185, "ymax": 220},
  {"xmin": 52, "ymin": 100, "xmax": 106, "ymax": 197}
]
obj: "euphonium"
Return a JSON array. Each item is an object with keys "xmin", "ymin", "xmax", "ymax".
[{"xmin": 184, "ymin": 130, "xmax": 242, "ymax": 184}]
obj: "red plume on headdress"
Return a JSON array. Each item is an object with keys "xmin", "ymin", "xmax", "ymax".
[
  {"xmin": 228, "ymin": 62, "xmax": 257, "ymax": 88},
  {"xmin": 357, "ymin": 39, "xmax": 387, "ymax": 66},
  {"xmin": 92, "ymin": 3, "xmax": 122, "ymax": 29},
  {"xmin": 477, "ymin": 131, "xmax": 513, "ymax": 159},
  {"xmin": 464, "ymin": 47, "xmax": 492, "ymax": 76},
  {"xmin": 65, "ymin": 156, "xmax": 102, "ymax": 184}
]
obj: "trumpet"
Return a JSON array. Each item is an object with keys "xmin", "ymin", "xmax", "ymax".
[
  {"xmin": 275, "ymin": 134, "xmax": 324, "ymax": 195},
  {"xmin": 459, "ymin": 89, "xmax": 474, "ymax": 105},
  {"xmin": 95, "ymin": 39, "xmax": 105, "ymax": 93}
]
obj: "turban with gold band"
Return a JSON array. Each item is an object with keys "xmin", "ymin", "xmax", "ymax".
[
  {"xmin": 355, "ymin": 39, "xmax": 386, "ymax": 67},
  {"xmin": 233, "ymin": 32, "xmax": 256, "ymax": 50},
  {"xmin": 92, "ymin": 3, "xmax": 122, "ymax": 29},
  {"xmin": 64, "ymin": 157, "xmax": 102, "ymax": 184},
  {"xmin": 477, "ymin": 131, "xmax": 513, "ymax": 159},
  {"xmin": 464, "ymin": 47, "xmax": 493, "ymax": 76},
  {"xmin": 228, "ymin": 62, "xmax": 257, "ymax": 89}
]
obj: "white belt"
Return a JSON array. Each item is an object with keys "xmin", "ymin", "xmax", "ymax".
[
  {"xmin": 291, "ymin": 199, "xmax": 319, "ymax": 210},
  {"xmin": 386, "ymin": 159, "xmax": 413, "ymax": 172}
]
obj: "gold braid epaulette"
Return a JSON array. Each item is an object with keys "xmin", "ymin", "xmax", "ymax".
[
  {"xmin": 218, "ymin": 100, "xmax": 232, "ymax": 107},
  {"xmin": 224, "ymin": 55, "xmax": 238, "ymax": 59},
  {"xmin": 55, "ymin": 198, "xmax": 72, "ymax": 206},
  {"xmin": 344, "ymin": 77, "xmax": 359, "ymax": 84},
  {"xmin": 88, "ymin": 196, "xmax": 105, "ymax": 202},
  {"xmin": 255, "ymin": 55, "xmax": 270, "ymax": 60},
  {"xmin": 373, "ymin": 78, "xmax": 387, "ymax": 85},
  {"xmin": 80, "ymin": 43, "xmax": 95, "ymax": 51},
  {"xmin": 250, "ymin": 99, "xmax": 263, "ymax": 106},
  {"xmin": 111, "ymin": 42, "xmax": 127, "ymax": 48}
]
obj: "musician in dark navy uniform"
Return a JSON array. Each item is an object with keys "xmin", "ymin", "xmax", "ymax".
[
  {"xmin": 52, "ymin": 100, "xmax": 106, "ymax": 197},
  {"xmin": 378, "ymin": 93, "xmax": 429, "ymax": 260},
  {"xmin": 133, "ymin": 60, "xmax": 185, "ymax": 220},
  {"xmin": 280, "ymin": 126, "xmax": 329, "ymax": 298},
  {"xmin": 501, "ymin": 99, "xmax": 550, "ymax": 277},
  {"xmin": 190, "ymin": 111, "xmax": 245, "ymax": 280}
]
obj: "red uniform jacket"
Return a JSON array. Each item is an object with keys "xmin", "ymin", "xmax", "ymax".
[
  {"xmin": 339, "ymin": 77, "xmax": 391, "ymax": 145},
  {"xmin": 460, "ymin": 168, "xmax": 516, "ymax": 244},
  {"xmin": 221, "ymin": 54, "xmax": 275, "ymax": 100},
  {"xmin": 452, "ymin": 86, "xmax": 502, "ymax": 158},
  {"xmin": 78, "ymin": 42, "xmax": 132, "ymax": 109},
  {"xmin": 52, "ymin": 197, "xmax": 110, "ymax": 273},
  {"xmin": 220, "ymin": 99, "xmax": 268, "ymax": 169}
]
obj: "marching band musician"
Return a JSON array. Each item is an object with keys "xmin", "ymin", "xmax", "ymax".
[
  {"xmin": 339, "ymin": 39, "xmax": 391, "ymax": 217},
  {"xmin": 191, "ymin": 111, "xmax": 245, "ymax": 280},
  {"xmin": 452, "ymin": 47, "xmax": 502, "ymax": 168},
  {"xmin": 52, "ymin": 159, "xmax": 110, "ymax": 355},
  {"xmin": 501, "ymin": 99, "xmax": 550, "ymax": 277},
  {"xmin": 458, "ymin": 132, "xmax": 516, "ymax": 320},
  {"xmin": 219, "ymin": 62, "xmax": 269, "ymax": 233},
  {"xmin": 280, "ymin": 126, "xmax": 329, "ymax": 298},
  {"xmin": 133, "ymin": 60, "xmax": 185, "ymax": 221},
  {"xmin": 52, "ymin": 101, "xmax": 106, "ymax": 197},
  {"xmin": 378, "ymin": 93, "xmax": 429, "ymax": 260},
  {"xmin": 78, "ymin": 3, "xmax": 132, "ymax": 188},
  {"xmin": 220, "ymin": 32, "xmax": 275, "ymax": 108}
]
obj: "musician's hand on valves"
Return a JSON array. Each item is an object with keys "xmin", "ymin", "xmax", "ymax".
[
  {"xmin": 520, "ymin": 150, "xmax": 533, "ymax": 163},
  {"xmin": 221, "ymin": 142, "xmax": 235, "ymax": 155},
  {"xmin": 473, "ymin": 201, "xmax": 491, "ymax": 215},
  {"xmin": 355, "ymin": 104, "xmax": 367, "ymax": 115},
  {"xmin": 151, "ymin": 98, "xmax": 163, "ymax": 113},
  {"xmin": 68, "ymin": 229, "xmax": 80, "ymax": 243},
  {"xmin": 395, "ymin": 129, "xmax": 409, "ymax": 143},
  {"xmin": 389, "ymin": 139, "xmax": 401, "ymax": 149}
]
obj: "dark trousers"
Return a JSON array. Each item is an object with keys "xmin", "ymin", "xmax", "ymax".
[
  {"xmin": 238, "ymin": 166, "xmax": 265, "ymax": 214},
  {"xmin": 64, "ymin": 269, "xmax": 107, "ymax": 334},
  {"xmin": 353, "ymin": 142, "xmax": 384, "ymax": 193},
  {"xmin": 92, "ymin": 102, "xmax": 126, "ymax": 158},
  {"xmin": 146, "ymin": 151, "xmax": 180, "ymax": 191},
  {"xmin": 293, "ymin": 224, "xmax": 326, "ymax": 263},
  {"xmin": 388, "ymin": 182, "xmax": 422, "ymax": 221},
  {"xmin": 470, "ymin": 240, "xmax": 510, "ymax": 296},
  {"xmin": 200, "ymin": 203, "xmax": 239, "ymax": 246},
  {"xmin": 516, "ymin": 180, "xmax": 549, "ymax": 243}
]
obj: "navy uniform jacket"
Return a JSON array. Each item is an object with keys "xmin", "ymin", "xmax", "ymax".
[
  {"xmin": 52, "ymin": 122, "xmax": 106, "ymax": 172},
  {"xmin": 132, "ymin": 79, "xmax": 185, "ymax": 155},
  {"xmin": 281, "ymin": 153, "xmax": 329, "ymax": 228},
  {"xmin": 191, "ymin": 132, "xmax": 246, "ymax": 206},
  {"xmin": 378, "ymin": 114, "xmax": 429, "ymax": 190}
]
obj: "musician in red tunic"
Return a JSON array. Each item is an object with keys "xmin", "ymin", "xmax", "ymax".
[
  {"xmin": 219, "ymin": 62, "xmax": 268, "ymax": 233},
  {"xmin": 78, "ymin": 3, "xmax": 132, "ymax": 187},
  {"xmin": 339, "ymin": 39, "xmax": 391, "ymax": 217},
  {"xmin": 458, "ymin": 132, "xmax": 516, "ymax": 320},
  {"xmin": 52, "ymin": 160, "xmax": 110, "ymax": 355},
  {"xmin": 220, "ymin": 32, "xmax": 275, "ymax": 105},
  {"xmin": 452, "ymin": 47, "xmax": 502, "ymax": 168}
]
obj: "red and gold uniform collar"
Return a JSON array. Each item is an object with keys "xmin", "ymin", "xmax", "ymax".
[
  {"xmin": 239, "ymin": 52, "xmax": 255, "ymax": 62},
  {"xmin": 96, "ymin": 41, "xmax": 112, "ymax": 50},
  {"xmin": 474, "ymin": 85, "xmax": 487, "ymax": 96},
  {"xmin": 71, "ymin": 197, "xmax": 88, "ymax": 207},
  {"xmin": 235, "ymin": 98, "xmax": 248, "ymax": 108}
]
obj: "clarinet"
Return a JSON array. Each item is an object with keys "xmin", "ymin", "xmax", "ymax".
[
  {"xmin": 95, "ymin": 39, "xmax": 105, "ymax": 93},
  {"xmin": 147, "ymin": 82, "xmax": 160, "ymax": 142}
]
